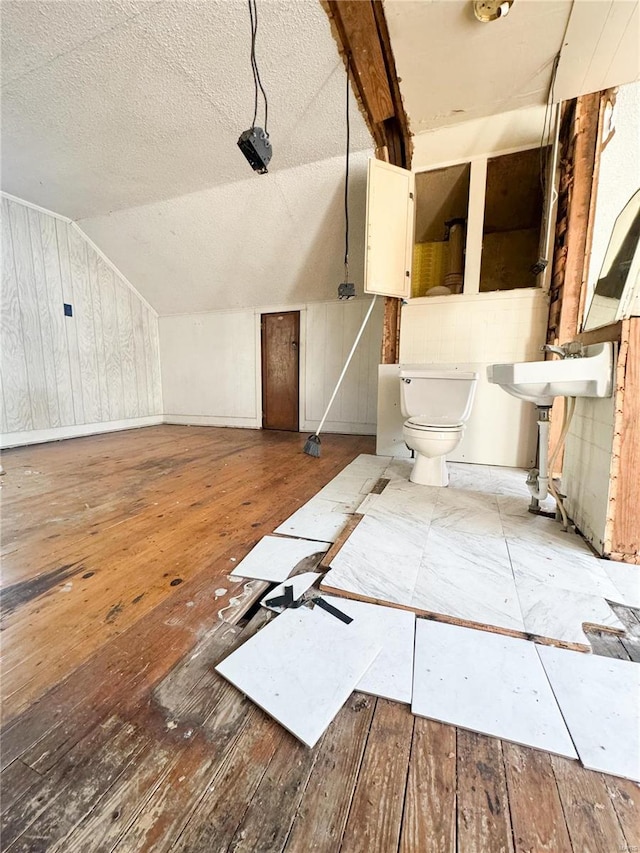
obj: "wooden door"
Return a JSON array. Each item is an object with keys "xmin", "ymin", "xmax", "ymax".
[
  {"xmin": 364, "ymin": 157, "xmax": 415, "ymax": 299},
  {"xmin": 261, "ymin": 311, "xmax": 300, "ymax": 431}
]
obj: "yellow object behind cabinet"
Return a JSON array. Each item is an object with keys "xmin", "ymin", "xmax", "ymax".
[{"xmin": 411, "ymin": 241, "xmax": 450, "ymax": 298}]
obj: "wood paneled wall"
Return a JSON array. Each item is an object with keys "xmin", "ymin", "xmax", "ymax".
[{"xmin": 1, "ymin": 197, "xmax": 162, "ymax": 438}]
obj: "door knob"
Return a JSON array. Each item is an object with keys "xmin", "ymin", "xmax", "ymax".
[{"xmin": 292, "ymin": 341, "xmax": 298, "ymax": 349}]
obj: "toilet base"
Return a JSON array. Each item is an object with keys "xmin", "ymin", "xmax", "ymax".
[{"xmin": 409, "ymin": 453, "xmax": 449, "ymax": 487}]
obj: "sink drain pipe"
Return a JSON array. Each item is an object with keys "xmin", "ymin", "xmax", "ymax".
[
  {"xmin": 527, "ymin": 406, "xmax": 551, "ymax": 502},
  {"xmin": 528, "ymin": 399, "xmax": 577, "ymax": 528}
]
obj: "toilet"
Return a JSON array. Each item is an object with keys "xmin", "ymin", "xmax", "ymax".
[{"xmin": 399, "ymin": 367, "xmax": 478, "ymax": 487}]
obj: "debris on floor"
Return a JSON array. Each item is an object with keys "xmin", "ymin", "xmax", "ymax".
[{"xmin": 215, "ymin": 454, "xmax": 640, "ymax": 782}]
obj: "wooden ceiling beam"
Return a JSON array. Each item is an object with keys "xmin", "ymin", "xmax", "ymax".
[{"xmin": 323, "ymin": 1, "xmax": 412, "ymax": 170}]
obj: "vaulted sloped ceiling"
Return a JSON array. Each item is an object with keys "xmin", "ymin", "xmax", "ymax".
[
  {"xmin": 3, "ymin": 0, "xmax": 638, "ymax": 314},
  {"xmin": 1, "ymin": 0, "xmax": 372, "ymax": 219}
]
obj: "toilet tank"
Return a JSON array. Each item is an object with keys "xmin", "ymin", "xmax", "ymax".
[{"xmin": 399, "ymin": 366, "xmax": 478, "ymax": 425}]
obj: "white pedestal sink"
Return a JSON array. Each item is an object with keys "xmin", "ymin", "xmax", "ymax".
[{"xmin": 487, "ymin": 343, "xmax": 614, "ymax": 406}]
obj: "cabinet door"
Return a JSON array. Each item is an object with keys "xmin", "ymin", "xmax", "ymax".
[{"xmin": 364, "ymin": 158, "xmax": 415, "ymax": 299}]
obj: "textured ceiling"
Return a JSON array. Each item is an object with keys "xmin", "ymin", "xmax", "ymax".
[
  {"xmin": 1, "ymin": 0, "xmax": 372, "ymax": 218},
  {"xmin": 4, "ymin": 0, "xmax": 635, "ymax": 316},
  {"xmin": 385, "ymin": 0, "xmax": 573, "ymax": 134},
  {"xmin": 78, "ymin": 152, "xmax": 370, "ymax": 314}
]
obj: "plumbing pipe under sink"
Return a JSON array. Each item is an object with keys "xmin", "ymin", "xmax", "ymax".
[
  {"xmin": 527, "ymin": 406, "xmax": 551, "ymax": 502},
  {"xmin": 527, "ymin": 398, "xmax": 577, "ymax": 527}
]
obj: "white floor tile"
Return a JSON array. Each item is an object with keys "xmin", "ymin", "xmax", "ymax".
[
  {"xmin": 216, "ymin": 604, "xmax": 382, "ymax": 748},
  {"xmin": 412, "ymin": 619, "xmax": 577, "ymax": 758},
  {"xmin": 382, "ymin": 459, "xmax": 413, "ymax": 482},
  {"xmin": 322, "ymin": 595, "xmax": 415, "ymax": 704},
  {"xmin": 603, "ymin": 562, "xmax": 640, "ymax": 608},
  {"xmin": 356, "ymin": 493, "xmax": 381, "ymax": 515},
  {"xmin": 274, "ymin": 497, "xmax": 350, "ymax": 542},
  {"xmin": 431, "ymin": 488, "xmax": 504, "ymax": 537},
  {"xmin": 412, "ymin": 529, "xmax": 525, "ymax": 633},
  {"xmin": 516, "ymin": 576, "xmax": 625, "ymax": 648},
  {"xmin": 342, "ymin": 454, "xmax": 390, "ymax": 479},
  {"xmin": 367, "ymin": 479, "xmax": 438, "ymax": 531},
  {"xmin": 447, "ymin": 462, "xmax": 494, "ymax": 493},
  {"xmin": 507, "ymin": 539, "xmax": 621, "ymax": 600},
  {"xmin": 230, "ymin": 536, "xmax": 330, "ymax": 583},
  {"xmin": 323, "ymin": 514, "xmax": 424, "ymax": 606},
  {"xmin": 538, "ymin": 645, "xmax": 640, "ymax": 781}
]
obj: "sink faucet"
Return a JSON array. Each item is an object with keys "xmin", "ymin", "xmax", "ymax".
[
  {"xmin": 541, "ymin": 344, "xmax": 566, "ymax": 358},
  {"xmin": 541, "ymin": 342, "xmax": 585, "ymax": 359}
]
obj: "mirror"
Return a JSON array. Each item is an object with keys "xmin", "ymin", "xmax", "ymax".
[{"xmin": 583, "ymin": 189, "xmax": 640, "ymax": 331}]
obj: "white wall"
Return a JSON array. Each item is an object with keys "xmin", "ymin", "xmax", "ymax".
[
  {"xmin": 386, "ymin": 289, "xmax": 548, "ymax": 467},
  {"xmin": 159, "ymin": 310, "xmax": 259, "ymax": 428},
  {"xmin": 1, "ymin": 196, "xmax": 162, "ymax": 448},
  {"xmin": 159, "ymin": 297, "xmax": 383, "ymax": 435},
  {"xmin": 563, "ymin": 391, "xmax": 615, "ymax": 555},
  {"xmin": 412, "ymin": 105, "xmax": 547, "ymax": 172},
  {"xmin": 78, "ymin": 152, "xmax": 371, "ymax": 316}
]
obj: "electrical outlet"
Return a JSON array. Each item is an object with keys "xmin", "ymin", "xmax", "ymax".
[{"xmin": 64, "ymin": 303, "xmax": 73, "ymax": 317}]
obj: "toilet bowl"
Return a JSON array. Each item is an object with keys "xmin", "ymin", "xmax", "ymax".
[{"xmin": 399, "ymin": 368, "xmax": 478, "ymax": 487}]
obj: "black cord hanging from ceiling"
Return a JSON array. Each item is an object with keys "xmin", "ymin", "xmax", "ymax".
[
  {"xmin": 344, "ymin": 55, "xmax": 350, "ymax": 284},
  {"xmin": 237, "ymin": 0, "xmax": 272, "ymax": 174},
  {"xmin": 248, "ymin": 0, "xmax": 269, "ymax": 135}
]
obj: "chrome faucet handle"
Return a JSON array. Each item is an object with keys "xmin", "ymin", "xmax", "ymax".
[{"xmin": 563, "ymin": 341, "xmax": 586, "ymax": 358}]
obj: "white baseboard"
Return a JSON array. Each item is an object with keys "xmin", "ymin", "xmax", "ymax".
[
  {"xmin": 163, "ymin": 414, "xmax": 261, "ymax": 429},
  {"xmin": 301, "ymin": 420, "xmax": 376, "ymax": 436},
  {"xmin": 1, "ymin": 414, "xmax": 375, "ymax": 449},
  {"xmin": 0, "ymin": 416, "xmax": 164, "ymax": 449}
]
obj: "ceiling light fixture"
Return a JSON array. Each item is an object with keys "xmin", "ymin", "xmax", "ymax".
[
  {"xmin": 237, "ymin": 0, "xmax": 271, "ymax": 174},
  {"xmin": 473, "ymin": 0, "xmax": 514, "ymax": 22}
]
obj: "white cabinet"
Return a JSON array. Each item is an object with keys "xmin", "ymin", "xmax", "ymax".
[{"xmin": 364, "ymin": 158, "xmax": 415, "ymax": 299}]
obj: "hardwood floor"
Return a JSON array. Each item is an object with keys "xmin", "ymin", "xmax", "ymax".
[{"xmin": 1, "ymin": 426, "xmax": 638, "ymax": 852}]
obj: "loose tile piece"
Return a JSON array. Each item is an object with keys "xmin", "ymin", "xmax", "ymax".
[
  {"xmin": 322, "ymin": 595, "xmax": 416, "ymax": 704},
  {"xmin": 260, "ymin": 572, "xmax": 321, "ymax": 612},
  {"xmin": 230, "ymin": 536, "xmax": 330, "ymax": 582},
  {"xmin": 538, "ymin": 645, "xmax": 640, "ymax": 782},
  {"xmin": 274, "ymin": 498, "xmax": 350, "ymax": 542},
  {"xmin": 215, "ymin": 604, "xmax": 382, "ymax": 747},
  {"xmin": 412, "ymin": 620, "xmax": 577, "ymax": 758}
]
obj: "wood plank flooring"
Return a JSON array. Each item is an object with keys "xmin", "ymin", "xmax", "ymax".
[{"xmin": 1, "ymin": 426, "xmax": 638, "ymax": 852}]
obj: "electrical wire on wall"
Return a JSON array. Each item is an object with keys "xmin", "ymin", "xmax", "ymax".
[
  {"xmin": 531, "ymin": 51, "xmax": 561, "ymax": 275},
  {"xmin": 338, "ymin": 56, "xmax": 355, "ymax": 300},
  {"xmin": 237, "ymin": 0, "xmax": 272, "ymax": 173}
]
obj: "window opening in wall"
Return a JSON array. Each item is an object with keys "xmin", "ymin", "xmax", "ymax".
[
  {"xmin": 412, "ymin": 164, "xmax": 471, "ymax": 298},
  {"xmin": 480, "ymin": 147, "xmax": 547, "ymax": 292}
]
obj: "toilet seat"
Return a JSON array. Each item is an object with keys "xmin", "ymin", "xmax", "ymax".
[{"xmin": 404, "ymin": 417, "xmax": 463, "ymax": 432}]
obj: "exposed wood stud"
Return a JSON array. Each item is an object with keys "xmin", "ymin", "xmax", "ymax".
[
  {"xmin": 323, "ymin": 1, "xmax": 412, "ymax": 366},
  {"xmin": 547, "ymin": 90, "xmax": 605, "ymax": 467},
  {"xmin": 607, "ymin": 318, "xmax": 640, "ymax": 560}
]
